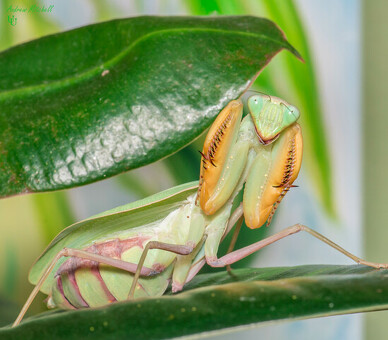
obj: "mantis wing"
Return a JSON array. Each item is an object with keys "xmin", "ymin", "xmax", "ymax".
[{"xmin": 29, "ymin": 181, "xmax": 198, "ymax": 294}]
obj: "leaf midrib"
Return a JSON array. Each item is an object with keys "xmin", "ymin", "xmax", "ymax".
[{"xmin": 0, "ymin": 28, "xmax": 285, "ymax": 102}]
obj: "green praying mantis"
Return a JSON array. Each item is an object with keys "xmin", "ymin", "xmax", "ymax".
[{"xmin": 13, "ymin": 94, "xmax": 388, "ymax": 327}]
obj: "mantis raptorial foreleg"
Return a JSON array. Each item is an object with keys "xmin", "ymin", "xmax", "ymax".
[
  {"xmin": 13, "ymin": 247, "xmax": 157, "ymax": 327},
  {"xmin": 206, "ymin": 224, "xmax": 388, "ymax": 269}
]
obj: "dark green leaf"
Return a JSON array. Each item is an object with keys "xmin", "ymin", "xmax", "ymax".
[
  {"xmin": 2, "ymin": 265, "xmax": 388, "ymax": 339},
  {"xmin": 0, "ymin": 16, "xmax": 300, "ymax": 198}
]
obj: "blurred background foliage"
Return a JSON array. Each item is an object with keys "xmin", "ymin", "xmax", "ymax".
[{"xmin": 2, "ymin": 0, "xmax": 374, "ymax": 338}]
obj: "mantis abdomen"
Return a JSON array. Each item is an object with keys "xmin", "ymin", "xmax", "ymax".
[
  {"xmin": 48, "ymin": 195, "xmax": 205, "ymax": 310},
  {"xmin": 50, "ymin": 236, "xmax": 171, "ymax": 309}
]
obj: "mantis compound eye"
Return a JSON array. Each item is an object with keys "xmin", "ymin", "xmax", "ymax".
[
  {"xmin": 248, "ymin": 94, "xmax": 300, "ymax": 144},
  {"xmin": 282, "ymin": 102, "xmax": 300, "ymax": 124}
]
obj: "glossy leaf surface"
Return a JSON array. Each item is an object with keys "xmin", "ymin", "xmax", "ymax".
[
  {"xmin": 2, "ymin": 265, "xmax": 388, "ymax": 339},
  {"xmin": 0, "ymin": 16, "xmax": 299, "ymax": 197}
]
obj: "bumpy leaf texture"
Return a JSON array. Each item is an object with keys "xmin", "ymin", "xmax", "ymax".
[{"xmin": 0, "ymin": 16, "xmax": 300, "ymax": 197}]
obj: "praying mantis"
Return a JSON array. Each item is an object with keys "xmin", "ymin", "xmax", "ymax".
[{"xmin": 12, "ymin": 94, "xmax": 388, "ymax": 327}]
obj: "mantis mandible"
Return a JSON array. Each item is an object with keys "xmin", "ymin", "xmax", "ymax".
[{"xmin": 13, "ymin": 94, "xmax": 388, "ymax": 327}]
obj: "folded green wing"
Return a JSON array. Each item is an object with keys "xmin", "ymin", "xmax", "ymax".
[{"xmin": 29, "ymin": 181, "xmax": 198, "ymax": 294}]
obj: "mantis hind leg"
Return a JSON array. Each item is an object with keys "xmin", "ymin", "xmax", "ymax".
[
  {"xmin": 13, "ymin": 248, "xmax": 156, "ymax": 327},
  {"xmin": 206, "ymin": 224, "xmax": 388, "ymax": 269}
]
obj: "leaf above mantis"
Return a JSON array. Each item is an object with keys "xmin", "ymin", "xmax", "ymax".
[
  {"xmin": 0, "ymin": 16, "xmax": 300, "ymax": 198},
  {"xmin": 2, "ymin": 265, "xmax": 388, "ymax": 339}
]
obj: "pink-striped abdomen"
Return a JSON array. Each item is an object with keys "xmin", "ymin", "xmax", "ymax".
[{"xmin": 49, "ymin": 235, "xmax": 175, "ymax": 309}]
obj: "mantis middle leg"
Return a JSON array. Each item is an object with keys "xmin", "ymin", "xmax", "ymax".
[{"xmin": 128, "ymin": 241, "xmax": 196, "ymax": 298}]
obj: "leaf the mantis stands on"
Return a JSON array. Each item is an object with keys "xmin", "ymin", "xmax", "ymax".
[
  {"xmin": 1, "ymin": 265, "xmax": 387, "ymax": 339},
  {"xmin": 0, "ymin": 16, "xmax": 300, "ymax": 198}
]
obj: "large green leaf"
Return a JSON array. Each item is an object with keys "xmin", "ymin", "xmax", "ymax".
[
  {"xmin": 2, "ymin": 265, "xmax": 387, "ymax": 339},
  {"xmin": 0, "ymin": 16, "xmax": 300, "ymax": 198}
]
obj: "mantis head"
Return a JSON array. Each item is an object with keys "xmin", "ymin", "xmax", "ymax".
[{"xmin": 248, "ymin": 94, "xmax": 300, "ymax": 145}]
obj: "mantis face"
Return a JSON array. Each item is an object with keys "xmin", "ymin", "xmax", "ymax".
[
  {"xmin": 198, "ymin": 95, "xmax": 303, "ymax": 229},
  {"xmin": 248, "ymin": 94, "xmax": 300, "ymax": 145}
]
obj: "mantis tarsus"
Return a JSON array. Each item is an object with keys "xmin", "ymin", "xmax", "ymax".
[{"xmin": 13, "ymin": 94, "xmax": 388, "ymax": 327}]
